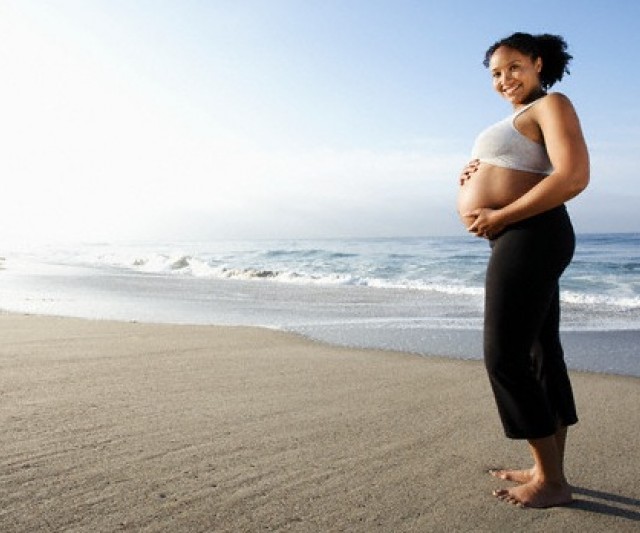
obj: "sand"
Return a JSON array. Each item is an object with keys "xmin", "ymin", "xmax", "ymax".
[{"xmin": 0, "ymin": 313, "xmax": 638, "ymax": 532}]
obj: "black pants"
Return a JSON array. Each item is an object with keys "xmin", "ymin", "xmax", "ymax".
[{"xmin": 484, "ymin": 205, "xmax": 578, "ymax": 439}]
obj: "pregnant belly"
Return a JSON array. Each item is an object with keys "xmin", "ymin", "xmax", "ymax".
[{"xmin": 457, "ymin": 164, "xmax": 546, "ymax": 229}]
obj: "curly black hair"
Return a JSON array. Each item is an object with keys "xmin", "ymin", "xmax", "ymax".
[{"xmin": 483, "ymin": 32, "xmax": 573, "ymax": 90}]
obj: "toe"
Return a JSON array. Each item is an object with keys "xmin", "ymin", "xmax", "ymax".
[
  {"xmin": 506, "ymin": 495, "xmax": 523, "ymax": 506},
  {"xmin": 493, "ymin": 489, "xmax": 526, "ymax": 508}
]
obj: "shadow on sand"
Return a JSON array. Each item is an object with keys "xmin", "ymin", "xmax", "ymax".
[{"xmin": 571, "ymin": 486, "xmax": 640, "ymax": 521}]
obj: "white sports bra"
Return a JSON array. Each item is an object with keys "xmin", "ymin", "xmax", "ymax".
[{"xmin": 471, "ymin": 99, "xmax": 553, "ymax": 175}]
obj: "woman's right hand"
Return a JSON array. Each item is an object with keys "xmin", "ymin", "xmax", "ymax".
[{"xmin": 459, "ymin": 159, "xmax": 480, "ymax": 185}]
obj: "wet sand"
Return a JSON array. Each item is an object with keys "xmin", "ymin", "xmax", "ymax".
[{"xmin": 1, "ymin": 314, "xmax": 638, "ymax": 532}]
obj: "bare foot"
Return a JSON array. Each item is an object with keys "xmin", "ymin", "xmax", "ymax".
[
  {"xmin": 492, "ymin": 479, "xmax": 573, "ymax": 508},
  {"xmin": 489, "ymin": 467, "xmax": 535, "ymax": 484}
]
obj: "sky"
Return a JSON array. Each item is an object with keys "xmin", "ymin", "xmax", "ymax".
[{"xmin": 1, "ymin": 0, "xmax": 639, "ymax": 244}]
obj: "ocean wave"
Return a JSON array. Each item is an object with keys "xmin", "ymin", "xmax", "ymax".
[
  {"xmin": 128, "ymin": 253, "xmax": 197, "ymax": 273},
  {"xmin": 126, "ymin": 256, "xmax": 638, "ymax": 308},
  {"xmin": 263, "ymin": 248, "xmax": 358, "ymax": 259},
  {"xmin": 265, "ymin": 249, "xmax": 321, "ymax": 258},
  {"xmin": 561, "ymin": 290, "xmax": 640, "ymax": 309},
  {"xmin": 20, "ymin": 235, "xmax": 638, "ymax": 314},
  {"xmin": 98, "ymin": 250, "xmax": 484, "ymax": 296}
]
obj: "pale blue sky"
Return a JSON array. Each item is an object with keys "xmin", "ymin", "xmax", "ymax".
[{"xmin": 1, "ymin": 0, "xmax": 638, "ymax": 243}]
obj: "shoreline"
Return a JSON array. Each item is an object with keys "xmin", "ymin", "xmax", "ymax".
[
  {"xmin": 1, "ymin": 313, "xmax": 638, "ymax": 531},
  {"xmin": 4, "ymin": 309, "xmax": 640, "ymax": 378},
  {"xmin": 2, "ymin": 235, "xmax": 639, "ymax": 378}
]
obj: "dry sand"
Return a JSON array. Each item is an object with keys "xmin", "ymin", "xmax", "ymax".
[{"xmin": 0, "ymin": 313, "xmax": 638, "ymax": 532}]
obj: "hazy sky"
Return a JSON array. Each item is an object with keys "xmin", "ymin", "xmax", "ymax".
[{"xmin": 1, "ymin": 0, "xmax": 638, "ymax": 244}]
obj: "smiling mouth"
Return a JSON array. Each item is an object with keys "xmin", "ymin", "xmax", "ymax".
[{"xmin": 503, "ymin": 85, "xmax": 521, "ymax": 97}]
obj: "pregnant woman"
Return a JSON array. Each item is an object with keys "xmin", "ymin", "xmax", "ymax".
[{"xmin": 458, "ymin": 33, "xmax": 589, "ymax": 508}]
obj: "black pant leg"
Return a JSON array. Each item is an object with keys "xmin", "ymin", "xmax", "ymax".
[
  {"xmin": 483, "ymin": 206, "xmax": 577, "ymax": 439},
  {"xmin": 530, "ymin": 287, "xmax": 579, "ymax": 428}
]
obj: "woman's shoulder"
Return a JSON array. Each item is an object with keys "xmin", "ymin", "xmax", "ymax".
[
  {"xmin": 535, "ymin": 92, "xmax": 579, "ymax": 121},
  {"xmin": 538, "ymin": 92, "xmax": 575, "ymax": 111},
  {"xmin": 535, "ymin": 92, "xmax": 579, "ymax": 130}
]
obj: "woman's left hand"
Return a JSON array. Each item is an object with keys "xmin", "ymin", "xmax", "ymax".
[
  {"xmin": 459, "ymin": 159, "xmax": 480, "ymax": 185},
  {"xmin": 464, "ymin": 208, "xmax": 506, "ymax": 239}
]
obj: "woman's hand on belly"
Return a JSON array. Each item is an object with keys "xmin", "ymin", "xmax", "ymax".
[
  {"xmin": 457, "ymin": 162, "xmax": 498, "ymax": 230},
  {"xmin": 464, "ymin": 207, "xmax": 507, "ymax": 239},
  {"xmin": 457, "ymin": 163, "xmax": 546, "ymax": 235}
]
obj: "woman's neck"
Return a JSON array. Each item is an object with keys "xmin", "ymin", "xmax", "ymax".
[{"xmin": 514, "ymin": 88, "xmax": 547, "ymax": 110}]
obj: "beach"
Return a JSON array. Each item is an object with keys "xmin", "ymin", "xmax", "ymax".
[
  {"xmin": 1, "ymin": 313, "xmax": 638, "ymax": 532},
  {"xmin": 2, "ymin": 235, "xmax": 639, "ymax": 378}
]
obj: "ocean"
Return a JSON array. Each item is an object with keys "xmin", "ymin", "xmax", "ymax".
[{"xmin": 1, "ymin": 233, "xmax": 639, "ymax": 376}]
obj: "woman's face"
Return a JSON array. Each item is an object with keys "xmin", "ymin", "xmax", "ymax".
[{"xmin": 489, "ymin": 45, "xmax": 543, "ymax": 105}]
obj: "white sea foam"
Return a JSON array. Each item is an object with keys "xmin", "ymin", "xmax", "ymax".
[
  {"xmin": 78, "ymin": 241, "xmax": 636, "ymax": 309},
  {"xmin": 82, "ymin": 248, "xmax": 487, "ymax": 296},
  {"xmin": 561, "ymin": 290, "xmax": 640, "ymax": 308},
  {"xmin": 2, "ymin": 234, "xmax": 639, "ymax": 327},
  {"xmin": 2, "ymin": 236, "xmax": 640, "ymax": 375}
]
